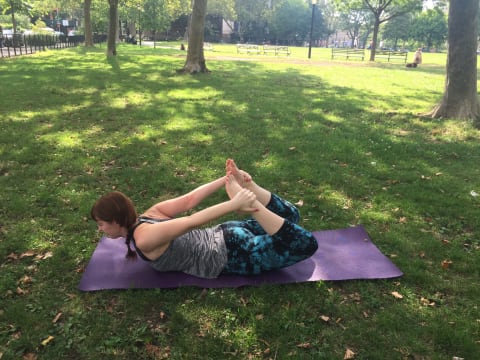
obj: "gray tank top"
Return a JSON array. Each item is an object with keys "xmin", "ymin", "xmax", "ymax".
[{"xmin": 148, "ymin": 225, "xmax": 227, "ymax": 279}]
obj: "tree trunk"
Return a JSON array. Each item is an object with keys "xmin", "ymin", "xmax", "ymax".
[
  {"xmin": 106, "ymin": 0, "xmax": 119, "ymax": 56},
  {"xmin": 84, "ymin": 0, "xmax": 94, "ymax": 47},
  {"xmin": 10, "ymin": 8, "xmax": 17, "ymax": 33},
  {"xmin": 429, "ymin": 0, "xmax": 480, "ymax": 125},
  {"xmin": 369, "ymin": 19, "xmax": 380, "ymax": 61},
  {"xmin": 180, "ymin": 0, "xmax": 209, "ymax": 74}
]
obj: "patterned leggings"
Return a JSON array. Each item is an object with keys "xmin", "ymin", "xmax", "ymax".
[{"xmin": 220, "ymin": 193, "xmax": 318, "ymax": 275}]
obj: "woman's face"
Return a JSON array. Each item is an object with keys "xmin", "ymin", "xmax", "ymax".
[{"xmin": 96, "ymin": 220, "xmax": 124, "ymax": 239}]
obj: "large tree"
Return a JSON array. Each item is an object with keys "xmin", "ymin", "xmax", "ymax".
[
  {"xmin": 0, "ymin": 0, "xmax": 31, "ymax": 33},
  {"xmin": 234, "ymin": 0, "xmax": 269, "ymax": 43},
  {"xmin": 269, "ymin": 0, "xmax": 310, "ymax": 45},
  {"xmin": 84, "ymin": 0, "xmax": 93, "ymax": 46},
  {"xmin": 410, "ymin": 7, "xmax": 447, "ymax": 49},
  {"xmin": 107, "ymin": 0, "xmax": 119, "ymax": 56},
  {"xmin": 179, "ymin": 0, "xmax": 208, "ymax": 73},
  {"xmin": 337, "ymin": 7, "xmax": 372, "ymax": 48},
  {"xmin": 429, "ymin": 0, "xmax": 480, "ymax": 124},
  {"xmin": 363, "ymin": 0, "xmax": 422, "ymax": 60}
]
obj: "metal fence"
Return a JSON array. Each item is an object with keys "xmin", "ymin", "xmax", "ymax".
[{"xmin": 0, "ymin": 34, "xmax": 107, "ymax": 58}]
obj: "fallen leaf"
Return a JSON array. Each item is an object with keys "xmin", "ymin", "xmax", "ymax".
[
  {"xmin": 295, "ymin": 200, "xmax": 304, "ymax": 207},
  {"xmin": 441, "ymin": 259, "xmax": 452, "ymax": 270},
  {"xmin": 344, "ymin": 348, "xmax": 356, "ymax": 359},
  {"xmin": 20, "ymin": 250, "xmax": 36, "ymax": 259},
  {"xmin": 391, "ymin": 291, "xmax": 403, "ymax": 299},
  {"xmin": 288, "ymin": 146, "xmax": 296, "ymax": 151},
  {"xmin": 420, "ymin": 297, "xmax": 435, "ymax": 307},
  {"xmin": 255, "ymin": 314, "xmax": 264, "ymax": 320},
  {"xmin": 146, "ymin": 344, "xmax": 171, "ymax": 358},
  {"xmin": 38, "ymin": 252, "xmax": 53, "ymax": 260},
  {"xmin": 7, "ymin": 253, "xmax": 18, "ymax": 260},
  {"xmin": 296, "ymin": 342, "xmax": 311, "ymax": 349},
  {"xmin": 41, "ymin": 335, "xmax": 55, "ymax": 346},
  {"xmin": 16, "ymin": 287, "xmax": 26, "ymax": 295},
  {"xmin": 320, "ymin": 315, "xmax": 330, "ymax": 322},
  {"xmin": 23, "ymin": 353, "xmax": 37, "ymax": 360},
  {"xmin": 19, "ymin": 275, "xmax": 32, "ymax": 285},
  {"xmin": 52, "ymin": 312, "xmax": 62, "ymax": 324}
]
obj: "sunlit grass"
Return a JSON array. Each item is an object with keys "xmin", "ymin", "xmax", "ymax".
[{"xmin": 0, "ymin": 43, "xmax": 479, "ymax": 359}]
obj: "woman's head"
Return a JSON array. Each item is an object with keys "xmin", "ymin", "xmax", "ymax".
[
  {"xmin": 91, "ymin": 191, "xmax": 138, "ymax": 259},
  {"xmin": 90, "ymin": 191, "xmax": 137, "ymax": 228}
]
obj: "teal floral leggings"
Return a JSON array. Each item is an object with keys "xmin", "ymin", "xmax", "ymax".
[{"xmin": 220, "ymin": 194, "xmax": 318, "ymax": 275}]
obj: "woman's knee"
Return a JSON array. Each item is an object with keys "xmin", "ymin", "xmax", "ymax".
[
  {"xmin": 268, "ymin": 193, "xmax": 300, "ymax": 223},
  {"xmin": 274, "ymin": 221, "xmax": 317, "ymax": 252}
]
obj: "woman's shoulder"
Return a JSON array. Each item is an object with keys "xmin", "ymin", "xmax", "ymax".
[
  {"xmin": 138, "ymin": 215, "xmax": 171, "ymax": 224},
  {"xmin": 139, "ymin": 207, "xmax": 172, "ymax": 220}
]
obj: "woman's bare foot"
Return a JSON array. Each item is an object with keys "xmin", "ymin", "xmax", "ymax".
[
  {"xmin": 226, "ymin": 158, "xmax": 272, "ymax": 206},
  {"xmin": 225, "ymin": 172, "xmax": 243, "ymax": 199},
  {"xmin": 226, "ymin": 159, "xmax": 252, "ymax": 188},
  {"xmin": 226, "ymin": 173, "xmax": 257, "ymax": 213}
]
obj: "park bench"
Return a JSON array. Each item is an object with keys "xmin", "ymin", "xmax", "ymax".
[
  {"xmin": 236, "ymin": 44, "xmax": 261, "ymax": 55},
  {"xmin": 331, "ymin": 48, "xmax": 365, "ymax": 61},
  {"xmin": 374, "ymin": 50, "xmax": 408, "ymax": 63},
  {"xmin": 263, "ymin": 45, "xmax": 291, "ymax": 56}
]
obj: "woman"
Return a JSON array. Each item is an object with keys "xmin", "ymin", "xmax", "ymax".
[
  {"xmin": 413, "ymin": 48, "xmax": 422, "ymax": 65},
  {"xmin": 90, "ymin": 159, "xmax": 318, "ymax": 278}
]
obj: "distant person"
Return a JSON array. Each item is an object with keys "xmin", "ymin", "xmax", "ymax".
[
  {"xmin": 413, "ymin": 48, "xmax": 422, "ymax": 65},
  {"xmin": 406, "ymin": 48, "xmax": 422, "ymax": 68}
]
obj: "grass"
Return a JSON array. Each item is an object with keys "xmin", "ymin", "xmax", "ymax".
[{"xmin": 0, "ymin": 43, "xmax": 479, "ymax": 359}]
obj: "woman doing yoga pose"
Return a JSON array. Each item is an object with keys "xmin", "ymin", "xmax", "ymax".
[{"xmin": 90, "ymin": 159, "xmax": 318, "ymax": 278}]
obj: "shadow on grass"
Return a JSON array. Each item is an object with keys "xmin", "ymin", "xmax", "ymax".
[{"xmin": 0, "ymin": 45, "xmax": 479, "ymax": 358}]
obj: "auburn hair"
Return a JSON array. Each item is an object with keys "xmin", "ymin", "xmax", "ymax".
[{"xmin": 91, "ymin": 191, "xmax": 138, "ymax": 259}]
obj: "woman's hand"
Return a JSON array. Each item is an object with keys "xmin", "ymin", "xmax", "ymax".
[{"xmin": 230, "ymin": 189, "xmax": 258, "ymax": 213}]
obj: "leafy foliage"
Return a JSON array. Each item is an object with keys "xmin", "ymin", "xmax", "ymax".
[{"xmin": 410, "ymin": 7, "xmax": 447, "ymax": 49}]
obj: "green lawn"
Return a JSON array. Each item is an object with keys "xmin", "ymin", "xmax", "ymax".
[{"xmin": 0, "ymin": 43, "xmax": 479, "ymax": 359}]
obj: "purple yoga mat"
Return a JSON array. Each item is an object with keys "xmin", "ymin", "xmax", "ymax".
[{"xmin": 78, "ymin": 225, "xmax": 403, "ymax": 291}]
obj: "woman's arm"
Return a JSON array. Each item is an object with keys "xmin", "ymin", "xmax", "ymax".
[
  {"xmin": 135, "ymin": 189, "xmax": 257, "ymax": 258},
  {"xmin": 143, "ymin": 176, "xmax": 227, "ymax": 218}
]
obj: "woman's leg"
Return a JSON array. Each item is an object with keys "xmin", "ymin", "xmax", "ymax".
[
  {"xmin": 226, "ymin": 174, "xmax": 284, "ymax": 235},
  {"xmin": 221, "ymin": 218, "xmax": 318, "ymax": 275},
  {"xmin": 221, "ymin": 167, "xmax": 318, "ymax": 275}
]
